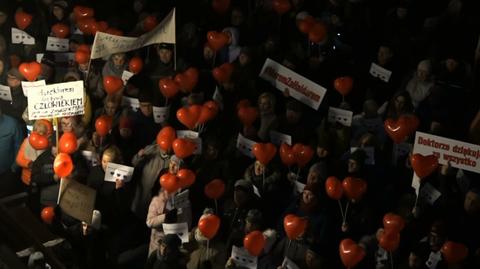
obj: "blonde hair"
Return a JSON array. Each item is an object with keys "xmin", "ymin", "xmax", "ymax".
[{"xmin": 102, "ymin": 145, "xmax": 123, "ymax": 164}]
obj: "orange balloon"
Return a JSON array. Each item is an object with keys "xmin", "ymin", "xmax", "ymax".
[
  {"xmin": 52, "ymin": 23, "xmax": 70, "ymax": 38},
  {"xmin": 174, "ymin": 67, "xmax": 199, "ymax": 92},
  {"xmin": 378, "ymin": 228, "xmax": 401, "ymax": 252},
  {"xmin": 75, "ymin": 49, "xmax": 90, "ymax": 64},
  {"xmin": 177, "ymin": 169, "xmax": 196, "ymax": 188},
  {"xmin": 198, "ymin": 101, "xmax": 219, "ymax": 124},
  {"xmin": 204, "ymin": 179, "xmax": 226, "ymax": 200},
  {"xmin": 410, "ymin": 154, "xmax": 439, "ymax": 179},
  {"xmin": 384, "ymin": 115, "xmax": 419, "ymax": 144},
  {"xmin": 159, "ymin": 78, "xmax": 180, "ymax": 98},
  {"xmin": 279, "ymin": 143, "xmax": 296, "ymax": 167},
  {"xmin": 76, "ymin": 17, "xmax": 96, "ymax": 35},
  {"xmin": 97, "ymin": 21, "xmax": 108, "ymax": 32},
  {"xmin": 198, "ymin": 214, "xmax": 221, "ymax": 239},
  {"xmin": 325, "ymin": 176, "xmax": 343, "ymax": 200},
  {"xmin": 41, "ymin": 206, "xmax": 55, "ymax": 224},
  {"xmin": 339, "ymin": 239, "xmax": 366, "ymax": 268},
  {"xmin": 15, "ymin": 11, "xmax": 33, "ymax": 30},
  {"xmin": 272, "ymin": 0, "xmax": 291, "ymax": 15},
  {"xmin": 283, "ymin": 214, "xmax": 307, "ymax": 240},
  {"xmin": 160, "ymin": 173, "xmax": 180, "ymax": 193},
  {"xmin": 212, "ymin": 63, "xmax": 234, "ymax": 83},
  {"xmin": 237, "ymin": 106, "xmax": 258, "ymax": 126},
  {"xmin": 29, "ymin": 132, "xmax": 49, "ymax": 150},
  {"xmin": 252, "ymin": 143, "xmax": 277, "ymax": 165},
  {"xmin": 308, "ymin": 22, "xmax": 327, "ymax": 43},
  {"xmin": 95, "ymin": 115, "xmax": 112, "ymax": 137},
  {"xmin": 143, "ymin": 15, "xmax": 158, "ymax": 32},
  {"xmin": 292, "ymin": 143, "xmax": 314, "ymax": 168},
  {"xmin": 244, "ymin": 231, "xmax": 266, "ymax": 256},
  {"xmin": 334, "ymin": 76, "xmax": 354, "ymax": 96},
  {"xmin": 342, "ymin": 177, "xmax": 367, "ymax": 202},
  {"xmin": 59, "ymin": 132, "xmax": 77, "ymax": 154},
  {"xmin": 54, "ymin": 153, "xmax": 73, "ymax": 178},
  {"xmin": 441, "ymin": 241, "xmax": 468, "ymax": 264},
  {"xmin": 18, "ymin": 62, "xmax": 42, "ymax": 82},
  {"xmin": 156, "ymin": 126, "xmax": 176, "ymax": 152},
  {"xmin": 207, "ymin": 31, "xmax": 230, "ymax": 52},
  {"xmin": 383, "ymin": 213, "xmax": 405, "ymax": 232},
  {"xmin": 298, "ymin": 16, "xmax": 315, "ymax": 34},
  {"xmin": 103, "ymin": 76, "xmax": 124, "ymax": 95},
  {"xmin": 129, "ymin": 57, "xmax": 144, "ymax": 74},
  {"xmin": 176, "ymin": 105, "xmax": 202, "ymax": 130},
  {"xmin": 172, "ymin": 138, "xmax": 196, "ymax": 159}
]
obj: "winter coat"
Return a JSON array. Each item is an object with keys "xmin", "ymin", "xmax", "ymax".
[{"xmin": 16, "ymin": 138, "xmax": 46, "ymax": 185}]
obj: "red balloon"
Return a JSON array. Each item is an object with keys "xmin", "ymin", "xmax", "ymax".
[
  {"xmin": 212, "ymin": 0, "xmax": 231, "ymax": 14},
  {"xmin": 41, "ymin": 206, "xmax": 55, "ymax": 224},
  {"xmin": 159, "ymin": 78, "xmax": 180, "ymax": 98},
  {"xmin": 198, "ymin": 214, "xmax": 221, "ymax": 239},
  {"xmin": 292, "ymin": 143, "xmax": 314, "ymax": 168},
  {"xmin": 212, "ymin": 63, "xmax": 234, "ymax": 83},
  {"xmin": 75, "ymin": 49, "xmax": 90, "ymax": 65},
  {"xmin": 97, "ymin": 21, "xmax": 109, "ymax": 32},
  {"xmin": 54, "ymin": 153, "xmax": 74, "ymax": 178},
  {"xmin": 339, "ymin": 239, "xmax": 366, "ymax": 268},
  {"xmin": 237, "ymin": 106, "xmax": 258, "ymax": 126},
  {"xmin": 175, "ymin": 67, "xmax": 199, "ymax": 93},
  {"xmin": 384, "ymin": 115, "xmax": 419, "ymax": 144},
  {"xmin": 410, "ymin": 153, "xmax": 439, "ymax": 179},
  {"xmin": 207, "ymin": 31, "xmax": 230, "ymax": 52},
  {"xmin": 76, "ymin": 17, "xmax": 96, "ymax": 35},
  {"xmin": 160, "ymin": 173, "xmax": 180, "ymax": 193},
  {"xmin": 103, "ymin": 76, "xmax": 124, "ymax": 95},
  {"xmin": 244, "ymin": 231, "xmax": 266, "ymax": 256},
  {"xmin": 283, "ymin": 214, "xmax": 307, "ymax": 240},
  {"xmin": 279, "ymin": 143, "xmax": 296, "ymax": 167},
  {"xmin": 252, "ymin": 143, "xmax": 277, "ymax": 165},
  {"xmin": 308, "ymin": 22, "xmax": 327, "ymax": 43},
  {"xmin": 15, "ymin": 11, "xmax": 33, "ymax": 30},
  {"xmin": 325, "ymin": 176, "xmax": 343, "ymax": 200},
  {"xmin": 156, "ymin": 126, "xmax": 176, "ymax": 152},
  {"xmin": 272, "ymin": 0, "xmax": 291, "ymax": 15},
  {"xmin": 73, "ymin": 6, "xmax": 94, "ymax": 20},
  {"xmin": 298, "ymin": 16, "xmax": 315, "ymax": 34},
  {"xmin": 143, "ymin": 15, "xmax": 158, "ymax": 32},
  {"xmin": 204, "ymin": 179, "xmax": 226, "ymax": 200},
  {"xmin": 334, "ymin": 76, "xmax": 354, "ymax": 96},
  {"xmin": 59, "ymin": 132, "xmax": 77, "ymax": 154},
  {"xmin": 177, "ymin": 169, "xmax": 196, "ymax": 188},
  {"xmin": 383, "ymin": 213, "xmax": 405, "ymax": 232},
  {"xmin": 77, "ymin": 44, "xmax": 91, "ymax": 53},
  {"xmin": 198, "ymin": 101, "xmax": 219, "ymax": 124},
  {"xmin": 129, "ymin": 57, "xmax": 144, "ymax": 74},
  {"xmin": 95, "ymin": 115, "xmax": 112, "ymax": 137},
  {"xmin": 52, "ymin": 23, "xmax": 70, "ymax": 38},
  {"xmin": 236, "ymin": 99, "xmax": 251, "ymax": 110},
  {"xmin": 29, "ymin": 132, "xmax": 49, "ymax": 150},
  {"xmin": 378, "ymin": 228, "xmax": 401, "ymax": 252},
  {"xmin": 342, "ymin": 177, "xmax": 367, "ymax": 202},
  {"xmin": 172, "ymin": 138, "xmax": 196, "ymax": 159},
  {"xmin": 18, "ymin": 62, "xmax": 42, "ymax": 82},
  {"xmin": 441, "ymin": 241, "xmax": 468, "ymax": 264},
  {"xmin": 176, "ymin": 105, "xmax": 202, "ymax": 130}
]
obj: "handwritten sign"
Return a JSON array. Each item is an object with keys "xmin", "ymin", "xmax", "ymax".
[
  {"xmin": 153, "ymin": 106, "xmax": 169, "ymax": 124},
  {"xmin": 91, "ymin": 9, "xmax": 175, "ymax": 59},
  {"xmin": 0, "ymin": 85, "xmax": 12, "ymax": 101},
  {"xmin": 27, "ymin": 81, "xmax": 84, "ymax": 120},
  {"xmin": 270, "ymin": 131, "xmax": 292, "ymax": 146},
  {"xmin": 260, "ymin": 58, "xmax": 326, "ymax": 110},
  {"xmin": 176, "ymin": 130, "xmax": 202, "ymax": 154},
  {"xmin": 236, "ymin": 133, "xmax": 256, "ymax": 158},
  {"xmin": 328, "ymin": 107, "xmax": 353, "ymax": 127},
  {"xmin": 174, "ymin": 189, "xmax": 190, "ymax": 209},
  {"xmin": 122, "ymin": 96, "xmax": 140, "ymax": 112},
  {"xmin": 58, "ymin": 179, "xmax": 96, "ymax": 224},
  {"xmin": 21, "ymin": 80, "xmax": 46, "ymax": 97},
  {"xmin": 413, "ymin": 132, "xmax": 480, "ymax": 174},
  {"xmin": 46, "ymin": 37, "xmax": 69, "ymax": 52},
  {"xmin": 162, "ymin": 223, "xmax": 189, "ymax": 243},
  {"xmin": 121, "ymin": 70, "xmax": 134, "ymax": 85},
  {"xmin": 231, "ymin": 246, "xmax": 257, "ymax": 269},
  {"xmin": 369, "ymin": 62, "xmax": 392, "ymax": 83},
  {"xmin": 104, "ymin": 163, "xmax": 134, "ymax": 182},
  {"xmin": 11, "ymin": 27, "xmax": 35, "ymax": 45}
]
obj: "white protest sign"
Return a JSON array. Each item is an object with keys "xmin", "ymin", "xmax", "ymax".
[
  {"xmin": 420, "ymin": 183, "xmax": 441, "ymax": 205},
  {"xmin": 121, "ymin": 70, "xmax": 134, "ymax": 85},
  {"xmin": 153, "ymin": 106, "xmax": 169, "ymax": 124},
  {"xmin": 259, "ymin": 58, "xmax": 326, "ymax": 110},
  {"xmin": 162, "ymin": 223, "xmax": 189, "ymax": 243},
  {"xmin": 174, "ymin": 189, "xmax": 190, "ymax": 209},
  {"xmin": 282, "ymin": 257, "xmax": 300, "ymax": 269},
  {"xmin": 369, "ymin": 62, "xmax": 392, "ymax": 83},
  {"xmin": 213, "ymin": 86, "xmax": 223, "ymax": 110},
  {"xmin": 176, "ymin": 130, "xmax": 202, "ymax": 154},
  {"xmin": 122, "ymin": 96, "xmax": 140, "ymax": 112},
  {"xmin": 236, "ymin": 133, "xmax": 256, "ymax": 158},
  {"xmin": 351, "ymin": 147, "xmax": 375, "ymax": 165},
  {"xmin": 104, "ymin": 163, "xmax": 134, "ymax": 182},
  {"xmin": 270, "ymin": 130, "xmax": 292, "ymax": 146},
  {"xmin": 91, "ymin": 9, "xmax": 175, "ymax": 59},
  {"xmin": 328, "ymin": 107, "xmax": 353, "ymax": 127},
  {"xmin": 294, "ymin": 180, "xmax": 306, "ymax": 194},
  {"xmin": 46, "ymin": 37, "xmax": 69, "ymax": 52},
  {"xmin": 11, "ymin": 28, "xmax": 35, "ymax": 45},
  {"xmin": 81, "ymin": 151, "xmax": 99, "ymax": 167},
  {"xmin": 0, "ymin": 85, "xmax": 12, "ymax": 102},
  {"xmin": 27, "ymin": 81, "xmax": 84, "ymax": 120},
  {"xmin": 413, "ymin": 131, "xmax": 480, "ymax": 174},
  {"xmin": 411, "ymin": 173, "xmax": 421, "ymax": 196},
  {"xmin": 21, "ymin": 80, "xmax": 46, "ymax": 97},
  {"xmin": 231, "ymin": 246, "xmax": 257, "ymax": 269}
]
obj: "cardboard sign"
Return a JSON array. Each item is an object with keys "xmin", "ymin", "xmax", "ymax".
[
  {"xmin": 231, "ymin": 246, "xmax": 257, "ymax": 269},
  {"xmin": 411, "ymin": 173, "xmax": 421, "ymax": 196},
  {"xmin": 11, "ymin": 27, "xmax": 35, "ymax": 45},
  {"xmin": 104, "ymin": 163, "xmax": 134, "ymax": 182},
  {"xmin": 0, "ymin": 84, "xmax": 12, "ymax": 101},
  {"xmin": 269, "ymin": 131, "xmax": 292, "ymax": 146},
  {"xmin": 213, "ymin": 86, "xmax": 223, "ymax": 110},
  {"xmin": 413, "ymin": 132, "xmax": 480, "ymax": 174},
  {"xmin": 81, "ymin": 150, "xmax": 99, "ymax": 167},
  {"xmin": 21, "ymin": 80, "xmax": 46, "ymax": 97},
  {"xmin": 420, "ymin": 183, "xmax": 441, "ymax": 205},
  {"xmin": 121, "ymin": 70, "xmax": 134, "ymax": 85},
  {"xmin": 46, "ymin": 37, "xmax": 69, "ymax": 52},
  {"xmin": 369, "ymin": 62, "xmax": 392, "ymax": 83},
  {"xmin": 351, "ymin": 147, "xmax": 375, "ymax": 165},
  {"xmin": 236, "ymin": 133, "xmax": 256, "ymax": 158},
  {"xmin": 122, "ymin": 96, "xmax": 140, "ymax": 112},
  {"xmin": 162, "ymin": 223, "xmax": 189, "ymax": 243},
  {"xmin": 27, "ymin": 81, "xmax": 84, "ymax": 120},
  {"xmin": 176, "ymin": 130, "xmax": 202, "ymax": 154},
  {"xmin": 259, "ymin": 58, "xmax": 326, "ymax": 110},
  {"xmin": 328, "ymin": 107, "xmax": 353, "ymax": 127},
  {"xmin": 282, "ymin": 257, "xmax": 300, "ymax": 269},
  {"xmin": 91, "ymin": 9, "xmax": 175, "ymax": 59},
  {"xmin": 174, "ymin": 189, "xmax": 190, "ymax": 209},
  {"xmin": 58, "ymin": 179, "xmax": 96, "ymax": 224},
  {"xmin": 153, "ymin": 106, "xmax": 169, "ymax": 123}
]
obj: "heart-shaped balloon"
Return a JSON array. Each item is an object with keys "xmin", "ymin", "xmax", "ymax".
[
  {"xmin": 41, "ymin": 206, "xmax": 55, "ymax": 224},
  {"xmin": 212, "ymin": 63, "xmax": 234, "ymax": 83},
  {"xmin": 156, "ymin": 126, "xmax": 176, "ymax": 152},
  {"xmin": 244, "ymin": 231, "xmax": 266, "ymax": 257},
  {"xmin": 97, "ymin": 21, "xmax": 109, "ymax": 32},
  {"xmin": 298, "ymin": 16, "xmax": 315, "ymax": 34},
  {"xmin": 74, "ymin": 6, "xmax": 94, "ymax": 20},
  {"xmin": 378, "ymin": 228, "xmax": 401, "ymax": 252},
  {"xmin": 334, "ymin": 76, "xmax": 354, "ymax": 96},
  {"xmin": 207, "ymin": 31, "xmax": 230, "ymax": 52},
  {"xmin": 76, "ymin": 17, "xmax": 97, "ymax": 35},
  {"xmin": 54, "ymin": 153, "xmax": 74, "ymax": 178},
  {"xmin": 172, "ymin": 138, "xmax": 196, "ymax": 159},
  {"xmin": 177, "ymin": 169, "xmax": 196, "ymax": 188},
  {"xmin": 15, "ymin": 11, "xmax": 33, "ymax": 30},
  {"xmin": 204, "ymin": 179, "xmax": 226, "ymax": 200},
  {"xmin": 237, "ymin": 99, "xmax": 251, "ymax": 110},
  {"xmin": 198, "ymin": 214, "xmax": 221, "ymax": 239},
  {"xmin": 176, "ymin": 105, "xmax": 202, "ymax": 130},
  {"xmin": 384, "ymin": 115, "xmax": 419, "ymax": 144},
  {"xmin": 59, "ymin": 132, "xmax": 77, "ymax": 154},
  {"xmin": 441, "ymin": 241, "xmax": 468, "ymax": 264},
  {"xmin": 339, "ymin": 239, "xmax": 366, "ymax": 268},
  {"xmin": 29, "ymin": 132, "xmax": 49, "ymax": 150},
  {"xmin": 272, "ymin": 0, "xmax": 291, "ymax": 15},
  {"xmin": 143, "ymin": 15, "xmax": 158, "ymax": 32},
  {"xmin": 103, "ymin": 76, "xmax": 124, "ymax": 95},
  {"xmin": 308, "ymin": 22, "xmax": 327, "ymax": 43},
  {"xmin": 159, "ymin": 78, "xmax": 180, "ymax": 98},
  {"xmin": 410, "ymin": 153, "xmax": 438, "ymax": 179},
  {"xmin": 105, "ymin": 28, "xmax": 123, "ymax": 36},
  {"xmin": 95, "ymin": 115, "xmax": 112, "ymax": 137},
  {"xmin": 383, "ymin": 213, "xmax": 405, "ymax": 232},
  {"xmin": 279, "ymin": 143, "xmax": 296, "ymax": 167},
  {"xmin": 212, "ymin": 0, "xmax": 231, "ymax": 14},
  {"xmin": 160, "ymin": 173, "xmax": 180, "ymax": 193},
  {"xmin": 342, "ymin": 177, "xmax": 367, "ymax": 202},
  {"xmin": 198, "ymin": 101, "xmax": 219, "ymax": 124},
  {"xmin": 128, "ymin": 57, "xmax": 143, "ymax": 74},
  {"xmin": 283, "ymin": 214, "xmax": 307, "ymax": 240},
  {"xmin": 237, "ymin": 106, "xmax": 258, "ymax": 126},
  {"xmin": 292, "ymin": 143, "xmax": 314, "ymax": 168},
  {"xmin": 18, "ymin": 62, "xmax": 42, "ymax": 82},
  {"xmin": 325, "ymin": 176, "xmax": 343, "ymax": 200},
  {"xmin": 252, "ymin": 143, "xmax": 277, "ymax": 165},
  {"xmin": 175, "ymin": 67, "xmax": 199, "ymax": 93},
  {"xmin": 52, "ymin": 23, "xmax": 70, "ymax": 38}
]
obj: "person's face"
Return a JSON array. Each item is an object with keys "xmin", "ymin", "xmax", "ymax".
[
  {"xmin": 0, "ymin": 60, "xmax": 4, "ymax": 75},
  {"xmin": 53, "ymin": 6, "xmax": 65, "ymax": 21},
  {"xmin": 101, "ymin": 153, "xmax": 113, "ymax": 171},
  {"xmin": 61, "ymin": 117, "xmax": 74, "ymax": 133},
  {"xmin": 168, "ymin": 160, "xmax": 179, "ymax": 174},
  {"xmin": 286, "ymin": 109, "xmax": 301, "ymax": 124},
  {"xmin": 446, "ymin": 58, "xmax": 458, "ymax": 72},
  {"xmin": 34, "ymin": 123, "xmax": 48, "ymax": 136},
  {"xmin": 234, "ymin": 189, "xmax": 248, "ymax": 207},
  {"xmin": 377, "ymin": 46, "xmax": 393, "ymax": 66},
  {"xmin": 239, "ymin": 53, "xmax": 250, "ymax": 66},
  {"xmin": 307, "ymin": 170, "xmax": 320, "ymax": 185},
  {"xmin": 139, "ymin": 102, "xmax": 152, "ymax": 116},
  {"xmin": 203, "ymin": 46, "xmax": 214, "ymax": 60},
  {"xmin": 7, "ymin": 74, "xmax": 21, "ymax": 88},
  {"xmin": 0, "ymin": 12, "xmax": 7, "ymax": 25},
  {"xmin": 105, "ymin": 101, "xmax": 117, "ymax": 116},
  {"xmin": 417, "ymin": 67, "xmax": 429, "ymax": 81},
  {"xmin": 258, "ymin": 97, "xmax": 273, "ymax": 113},
  {"xmin": 302, "ymin": 190, "xmax": 316, "ymax": 204},
  {"xmin": 464, "ymin": 191, "xmax": 480, "ymax": 216},
  {"xmin": 316, "ymin": 146, "xmax": 329, "ymax": 158},
  {"xmin": 231, "ymin": 9, "xmax": 244, "ymax": 26},
  {"xmin": 158, "ymin": 48, "xmax": 173, "ymax": 64},
  {"xmin": 394, "ymin": 95, "xmax": 406, "ymax": 111},
  {"xmin": 348, "ymin": 159, "xmax": 360, "ymax": 173},
  {"xmin": 244, "ymin": 221, "xmax": 260, "ymax": 234},
  {"xmin": 112, "ymin": 54, "xmax": 126, "ymax": 67},
  {"xmin": 408, "ymin": 252, "xmax": 422, "ymax": 268},
  {"xmin": 254, "ymin": 161, "xmax": 265, "ymax": 175}
]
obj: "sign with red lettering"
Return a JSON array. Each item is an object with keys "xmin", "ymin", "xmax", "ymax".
[
  {"xmin": 259, "ymin": 58, "xmax": 326, "ymax": 110},
  {"xmin": 413, "ymin": 131, "xmax": 480, "ymax": 174}
]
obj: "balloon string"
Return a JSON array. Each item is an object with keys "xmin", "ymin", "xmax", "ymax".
[
  {"xmin": 286, "ymin": 239, "xmax": 291, "ymax": 257},
  {"xmin": 296, "ymin": 166, "xmax": 300, "ymax": 178},
  {"xmin": 54, "ymin": 118, "xmax": 59, "ymax": 150},
  {"xmin": 212, "ymin": 52, "xmax": 216, "ymax": 69},
  {"xmin": 343, "ymin": 201, "xmax": 350, "ymax": 223},
  {"xmin": 164, "ymin": 97, "xmax": 168, "ymax": 107},
  {"xmin": 338, "ymin": 200, "xmax": 345, "ymax": 220},
  {"xmin": 214, "ymin": 199, "xmax": 218, "ymax": 214},
  {"xmin": 262, "ymin": 170, "xmax": 265, "ymax": 190},
  {"xmin": 390, "ymin": 251, "xmax": 394, "ymax": 269}
]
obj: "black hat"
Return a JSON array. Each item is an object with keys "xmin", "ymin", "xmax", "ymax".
[{"xmin": 157, "ymin": 43, "xmax": 174, "ymax": 50}]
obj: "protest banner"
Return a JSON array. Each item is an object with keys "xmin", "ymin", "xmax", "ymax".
[
  {"xmin": 46, "ymin": 37, "xmax": 69, "ymax": 52},
  {"xmin": 104, "ymin": 163, "xmax": 134, "ymax": 182},
  {"xmin": 259, "ymin": 58, "xmax": 326, "ymax": 110},
  {"xmin": 153, "ymin": 106, "xmax": 169, "ymax": 123},
  {"xmin": 12, "ymin": 27, "xmax": 35, "ymax": 45},
  {"xmin": 58, "ymin": 179, "xmax": 96, "ymax": 224}
]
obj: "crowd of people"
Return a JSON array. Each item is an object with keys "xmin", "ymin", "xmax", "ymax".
[{"xmin": 1, "ymin": 0, "xmax": 480, "ymax": 268}]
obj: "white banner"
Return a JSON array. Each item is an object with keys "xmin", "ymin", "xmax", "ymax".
[
  {"xmin": 104, "ymin": 162, "xmax": 134, "ymax": 182},
  {"xmin": 153, "ymin": 106, "xmax": 169, "ymax": 123},
  {"xmin": 22, "ymin": 80, "xmax": 46, "ymax": 97},
  {"xmin": 413, "ymin": 131, "xmax": 480, "ymax": 174},
  {"xmin": 11, "ymin": 28, "xmax": 35, "ymax": 45},
  {"xmin": 46, "ymin": 37, "xmax": 69, "ymax": 52},
  {"xmin": 27, "ymin": 81, "xmax": 84, "ymax": 120},
  {"xmin": 259, "ymin": 58, "xmax": 326, "ymax": 110},
  {"xmin": 91, "ymin": 9, "xmax": 175, "ymax": 59},
  {"xmin": 122, "ymin": 96, "xmax": 140, "ymax": 112}
]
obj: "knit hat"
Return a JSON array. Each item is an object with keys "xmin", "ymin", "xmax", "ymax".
[{"xmin": 158, "ymin": 43, "xmax": 174, "ymax": 51}]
